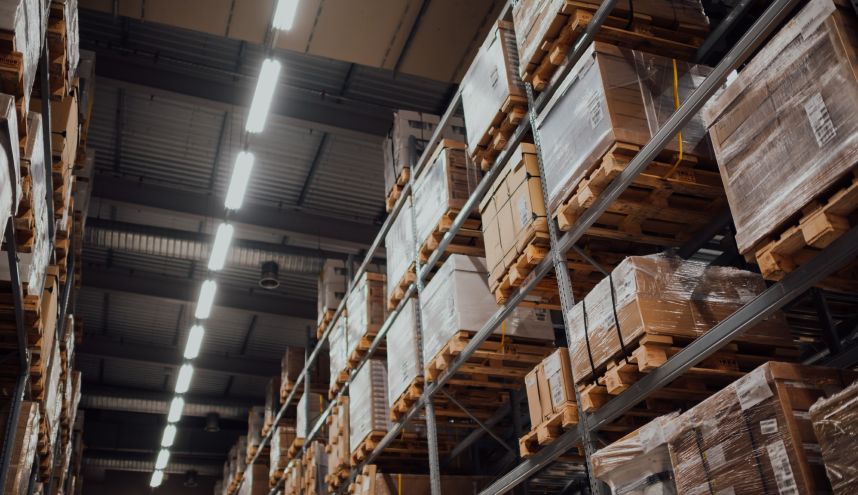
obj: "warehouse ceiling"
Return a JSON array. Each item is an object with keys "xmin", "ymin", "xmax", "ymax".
[{"xmin": 75, "ymin": 1, "xmax": 497, "ymax": 479}]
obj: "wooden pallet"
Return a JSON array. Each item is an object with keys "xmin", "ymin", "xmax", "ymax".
[
  {"xmin": 385, "ymin": 167, "xmax": 411, "ymax": 212},
  {"xmin": 324, "ymin": 463, "xmax": 351, "ymax": 492},
  {"xmin": 389, "ymin": 376, "xmax": 424, "ymax": 422},
  {"xmin": 328, "ymin": 368, "xmax": 349, "ymax": 400},
  {"xmin": 518, "ymin": 402, "xmax": 580, "ymax": 458},
  {"xmin": 0, "ymin": 46, "xmax": 29, "ymax": 137},
  {"xmin": 752, "ymin": 169, "xmax": 858, "ymax": 292},
  {"xmin": 315, "ymin": 308, "xmax": 337, "ymax": 339},
  {"xmin": 470, "ymin": 94, "xmax": 529, "ymax": 171},
  {"xmin": 346, "ymin": 332, "xmax": 385, "ymax": 370},
  {"xmin": 287, "ymin": 437, "xmax": 305, "ymax": 460},
  {"xmin": 554, "ymin": 142, "xmax": 724, "ymax": 246},
  {"xmin": 387, "ymin": 265, "xmax": 415, "ymax": 311},
  {"xmin": 45, "ymin": 4, "xmax": 73, "ymax": 98},
  {"xmin": 417, "ymin": 209, "xmax": 484, "ymax": 264},
  {"xmin": 350, "ymin": 431, "xmax": 386, "ymax": 464},
  {"xmin": 424, "ymin": 330, "xmax": 554, "ymax": 387},
  {"xmin": 523, "ymin": 1, "xmax": 708, "ymax": 91}
]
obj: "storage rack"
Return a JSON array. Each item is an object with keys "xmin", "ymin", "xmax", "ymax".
[
  {"xmin": 0, "ymin": 37, "xmax": 80, "ymax": 494},
  {"xmin": 240, "ymin": 0, "xmax": 858, "ymax": 494}
]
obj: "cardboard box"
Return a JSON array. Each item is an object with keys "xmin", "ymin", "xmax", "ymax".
[
  {"xmin": 702, "ymin": 0, "xmax": 858, "ymax": 254},
  {"xmin": 329, "ymin": 315, "xmax": 348, "ymax": 390},
  {"xmin": 810, "ymin": 378, "xmax": 858, "ymax": 494},
  {"xmin": 31, "ymin": 89, "xmax": 78, "ymax": 168},
  {"xmin": 345, "ymin": 272, "xmax": 386, "ymax": 361},
  {"xmin": 349, "ymin": 359, "xmax": 389, "ymax": 453},
  {"xmin": 270, "ymin": 425, "xmax": 296, "ymax": 479},
  {"xmin": 384, "ymin": 298, "xmax": 420, "ymax": 408},
  {"xmin": 237, "ymin": 463, "xmax": 268, "ymax": 495},
  {"xmin": 524, "ymin": 367, "xmax": 542, "ymax": 427},
  {"xmin": 384, "ymin": 198, "xmax": 415, "ymax": 302},
  {"xmin": 356, "ymin": 465, "xmax": 488, "ymax": 495},
  {"xmin": 317, "ymin": 259, "xmax": 348, "ymax": 319},
  {"xmin": 536, "ymin": 363, "xmax": 553, "ymax": 422},
  {"xmin": 297, "ymin": 392, "xmax": 325, "ymax": 439},
  {"xmin": 543, "ymin": 348, "xmax": 575, "ymax": 413}
]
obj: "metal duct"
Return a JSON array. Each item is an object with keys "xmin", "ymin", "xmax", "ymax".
[
  {"xmin": 85, "ymin": 220, "xmax": 325, "ymax": 274},
  {"xmin": 84, "ymin": 457, "xmax": 221, "ymax": 477},
  {"xmin": 79, "ymin": 393, "xmax": 246, "ymax": 420}
]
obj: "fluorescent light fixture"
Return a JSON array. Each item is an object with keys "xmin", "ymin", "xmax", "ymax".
[
  {"xmin": 155, "ymin": 449, "xmax": 170, "ymax": 470},
  {"xmin": 208, "ymin": 223, "xmax": 234, "ymax": 271},
  {"xmin": 183, "ymin": 325, "xmax": 205, "ymax": 359},
  {"xmin": 195, "ymin": 280, "xmax": 217, "ymax": 320},
  {"xmin": 245, "ymin": 58, "xmax": 281, "ymax": 133},
  {"xmin": 175, "ymin": 364, "xmax": 194, "ymax": 394},
  {"xmin": 272, "ymin": 0, "xmax": 299, "ymax": 30},
  {"xmin": 167, "ymin": 397, "xmax": 184, "ymax": 423},
  {"xmin": 161, "ymin": 425, "xmax": 177, "ymax": 448},
  {"xmin": 150, "ymin": 470, "xmax": 164, "ymax": 488},
  {"xmin": 224, "ymin": 151, "xmax": 255, "ymax": 210}
]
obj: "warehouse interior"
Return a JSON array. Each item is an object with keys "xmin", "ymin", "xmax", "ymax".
[{"xmin": 1, "ymin": 0, "xmax": 857, "ymax": 494}]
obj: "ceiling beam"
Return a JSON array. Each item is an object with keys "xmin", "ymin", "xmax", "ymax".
[
  {"xmin": 91, "ymin": 175, "xmax": 379, "ymax": 247},
  {"xmin": 83, "ymin": 266, "xmax": 317, "ymax": 321},
  {"xmin": 78, "ymin": 335, "xmax": 281, "ymax": 378},
  {"xmin": 80, "ymin": 385, "xmax": 255, "ymax": 420}
]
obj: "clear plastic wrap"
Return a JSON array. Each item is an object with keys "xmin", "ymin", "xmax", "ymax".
[
  {"xmin": 0, "ymin": 94, "xmax": 21, "ymax": 239},
  {"xmin": 329, "ymin": 315, "xmax": 348, "ymax": 389},
  {"xmin": 349, "ymin": 359, "xmax": 390, "ymax": 451},
  {"xmin": 297, "ymin": 392, "xmax": 325, "ymax": 439},
  {"xmin": 247, "ymin": 406, "xmax": 266, "ymax": 454},
  {"xmin": 237, "ymin": 463, "xmax": 269, "ymax": 495},
  {"xmin": 382, "ymin": 110, "xmax": 466, "ymax": 196},
  {"xmin": 566, "ymin": 254, "xmax": 793, "ymax": 385},
  {"xmin": 318, "ymin": 259, "xmax": 348, "ymax": 320},
  {"xmin": 592, "ymin": 413, "xmax": 680, "ymax": 495},
  {"xmin": 345, "ymin": 272, "xmax": 386, "ymax": 361},
  {"xmin": 270, "ymin": 424, "xmax": 296, "ymax": 479},
  {"xmin": 419, "ymin": 254, "xmax": 554, "ymax": 366},
  {"xmin": 385, "ymin": 297, "xmax": 420, "ymax": 408},
  {"xmin": 0, "ymin": 0, "xmax": 46, "ymax": 122},
  {"xmin": 0, "ymin": 400, "xmax": 39, "ymax": 495},
  {"xmin": 537, "ymin": 42, "xmax": 712, "ymax": 214},
  {"xmin": 667, "ymin": 362, "xmax": 853, "ymax": 494},
  {"xmin": 461, "ymin": 20, "xmax": 525, "ymax": 157},
  {"xmin": 412, "ymin": 140, "xmax": 478, "ymax": 249},
  {"xmin": 384, "ymin": 198, "xmax": 415, "ymax": 302},
  {"xmin": 702, "ymin": 0, "xmax": 858, "ymax": 254},
  {"xmin": 809, "ymin": 378, "xmax": 858, "ymax": 493}
]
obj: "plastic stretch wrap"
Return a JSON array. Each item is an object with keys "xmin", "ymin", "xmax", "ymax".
[
  {"xmin": 566, "ymin": 254, "xmax": 792, "ymax": 385},
  {"xmin": 270, "ymin": 425, "xmax": 296, "ymax": 479},
  {"xmin": 329, "ymin": 315, "xmax": 348, "ymax": 389},
  {"xmin": 0, "ymin": 94, "xmax": 21, "ymax": 239},
  {"xmin": 0, "ymin": 401, "xmax": 39, "ymax": 495},
  {"xmin": 592, "ymin": 413, "xmax": 680, "ymax": 495},
  {"xmin": 809, "ymin": 378, "xmax": 858, "ymax": 493},
  {"xmin": 385, "ymin": 297, "xmax": 420, "ymax": 407},
  {"xmin": 384, "ymin": 198, "xmax": 415, "ymax": 302},
  {"xmin": 247, "ymin": 406, "xmax": 265, "ymax": 453},
  {"xmin": 237, "ymin": 463, "xmax": 268, "ymax": 495},
  {"xmin": 349, "ymin": 359, "xmax": 390, "ymax": 451},
  {"xmin": 345, "ymin": 272, "xmax": 386, "ymax": 361},
  {"xmin": 461, "ymin": 20, "xmax": 525, "ymax": 157},
  {"xmin": 297, "ymin": 392, "xmax": 325, "ymax": 439},
  {"xmin": 412, "ymin": 141, "xmax": 479, "ymax": 248},
  {"xmin": 702, "ymin": 0, "xmax": 858, "ymax": 254},
  {"xmin": 667, "ymin": 362, "xmax": 854, "ymax": 494},
  {"xmin": 419, "ymin": 254, "xmax": 553, "ymax": 366},
  {"xmin": 318, "ymin": 259, "xmax": 348, "ymax": 320},
  {"xmin": 382, "ymin": 110, "xmax": 466, "ymax": 196},
  {"xmin": 0, "ymin": 0, "xmax": 47, "ymax": 121},
  {"xmin": 537, "ymin": 42, "xmax": 712, "ymax": 214}
]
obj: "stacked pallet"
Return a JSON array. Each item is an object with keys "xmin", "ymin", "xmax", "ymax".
[
  {"xmin": 702, "ymin": 0, "xmax": 858, "ymax": 290},
  {"xmin": 268, "ymin": 424, "xmax": 295, "ymax": 487},
  {"xmin": 279, "ymin": 345, "xmax": 329, "ymax": 404},
  {"xmin": 293, "ymin": 391, "xmax": 325, "ymax": 459},
  {"xmin": 245, "ymin": 406, "xmax": 266, "ymax": 463},
  {"xmin": 345, "ymin": 272, "xmax": 386, "ymax": 370},
  {"xmin": 519, "ymin": 348, "xmax": 580, "ymax": 457},
  {"xmin": 384, "ymin": 198, "xmax": 415, "ymax": 311},
  {"xmin": 236, "ymin": 463, "xmax": 268, "ymax": 495},
  {"xmin": 810, "ymin": 378, "xmax": 858, "ymax": 493},
  {"xmin": 324, "ymin": 396, "xmax": 350, "ymax": 492},
  {"xmin": 300, "ymin": 440, "xmax": 327, "ymax": 495},
  {"xmin": 385, "ymin": 298, "xmax": 421, "ymax": 422},
  {"xmin": 348, "ymin": 359, "xmax": 390, "ymax": 465},
  {"xmin": 349, "ymin": 464, "xmax": 490, "ymax": 494},
  {"xmin": 0, "ymin": 0, "xmax": 48, "ymax": 139},
  {"xmin": 0, "ymin": 400, "xmax": 40, "ymax": 495},
  {"xmin": 316, "ymin": 259, "xmax": 347, "ymax": 338}
]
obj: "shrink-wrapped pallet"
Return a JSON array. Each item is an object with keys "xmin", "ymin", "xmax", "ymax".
[
  {"xmin": 270, "ymin": 425, "xmax": 296, "ymax": 479},
  {"xmin": 419, "ymin": 254, "xmax": 554, "ymax": 366},
  {"xmin": 567, "ymin": 254, "xmax": 792, "ymax": 386},
  {"xmin": 329, "ymin": 315, "xmax": 348, "ymax": 390},
  {"xmin": 702, "ymin": 0, "xmax": 858, "ymax": 255},
  {"xmin": 0, "ymin": 401, "xmax": 40, "ymax": 495},
  {"xmin": 591, "ymin": 413, "xmax": 679, "ymax": 495},
  {"xmin": 385, "ymin": 298, "xmax": 420, "ymax": 408},
  {"xmin": 345, "ymin": 272, "xmax": 386, "ymax": 362},
  {"xmin": 0, "ymin": 94, "xmax": 20, "ymax": 238},
  {"xmin": 0, "ymin": 0, "xmax": 48, "ymax": 122},
  {"xmin": 382, "ymin": 110, "xmax": 465, "ymax": 197},
  {"xmin": 317, "ymin": 259, "xmax": 347, "ymax": 323},
  {"xmin": 246, "ymin": 406, "xmax": 265, "ymax": 458},
  {"xmin": 384, "ymin": 198, "xmax": 415, "ymax": 302},
  {"xmin": 668, "ymin": 362, "xmax": 853, "ymax": 494},
  {"xmin": 537, "ymin": 42, "xmax": 711, "ymax": 215},
  {"xmin": 297, "ymin": 392, "xmax": 325, "ymax": 439},
  {"xmin": 349, "ymin": 359, "xmax": 389, "ymax": 453},
  {"xmin": 809, "ymin": 378, "xmax": 858, "ymax": 493},
  {"xmin": 237, "ymin": 463, "xmax": 268, "ymax": 495}
]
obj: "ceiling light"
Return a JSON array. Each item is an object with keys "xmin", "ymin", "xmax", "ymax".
[
  {"xmin": 224, "ymin": 151, "xmax": 254, "ymax": 210},
  {"xmin": 273, "ymin": 0, "xmax": 299, "ymax": 30},
  {"xmin": 150, "ymin": 470, "xmax": 164, "ymax": 488},
  {"xmin": 155, "ymin": 449, "xmax": 171, "ymax": 470},
  {"xmin": 167, "ymin": 397, "xmax": 185, "ymax": 423},
  {"xmin": 183, "ymin": 325, "xmax": 205, "ymax": 359},
  {"xmin": 175, "ymin": 364, "xmax": 194, "ymax": 394},
  {"xmin": 245, "ymin": 58, "xmax": 281, "ymax": 133},
  {"xmin": 195, "ymin": 280, "xmax": 217, "ymax": 320},
  {"xmin": 208, "ymin": 223, "xmax": 234, "ymax": 271},
  {"xmin": 161, "ymin": 425, "xmax": 177, "ymax": 448}
]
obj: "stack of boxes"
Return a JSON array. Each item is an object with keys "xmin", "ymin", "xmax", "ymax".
[
  {"xmin": 325, "ymin": 396, "xmax": 350, "ymax": 491},
  {"xmin": 349, "ymin": 359, "xmax": 390, "ymax": 461},
  {"xmin": 317, "ymin": 259, "xmax": 348, "ymax": 337},
  {"xmin": 384, "ymin": 298, "xmax": 421, "ymax": 419},
  {"xmin": 345, "ymin": 272, "xmax": 386, "ymax": 367},
  {"xmin": 269, "ymin": 425, "xmax": 296, "ymax": 485}
]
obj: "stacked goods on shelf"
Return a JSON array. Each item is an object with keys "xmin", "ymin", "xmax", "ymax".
[
  {"xmin": 317, "ymin": 259, "xmax": 347, "ymax": 337},
  {"xmin": 325, "ymin": 396, "xmax": 350, "ymax": 492},
  {"xmin": 385, "ymin": 298, "xmax": 421, "ymax": 421},
  {"xmin": 269, "ymin": 425, "xmax": 296, "ymax": 486},
  {"xmin": 236, "ymin": 463, "xmax": 268, "ymax": 495},
  {"xmin": 295, "ymin": 391, "xmax": 325, "ymax": 457},
  {"xmin": 512, "ymin": 0, "xmax": 709, "ymax": 91},
  {"xmin": 44, "ymin": 0, "xmax": 79, "ymax": 98},
  {"xmin": 345, "ymin": 271, "xmax": 386, "ymax": 368},
  {"xmin": 225, "ymin": 436, "xmax": 249, "ymax": 494},
  {"xmin": 809, "ymin": 378, "xmax": 858, "ymax": 493},
  {"xmin": 519, "ymin": 348, "xmax": 579, "ymax": 457},
  {"xmin": 224, "ymin": 445, "xmax": 237, "ymax": 494},
  {"xmin": 412, "ymin": 139, "xmax": 483, "ymax": 263},
  {"xmin": 328, "ymin": 316, "xmax": 349, "ymax": 397},
  {"xmin": 73, "ymin": 49, "xmax": 93, "ymax": 159},
  {"xmin": 282, "ymin": 461, "xmax": 303, "ymax": 494},
  {"xmin": 300, "ymin": 440, "xmax": 328, "ymax": 495},
  {"xmin": 348, "ymin": 359, "xmax": 389, "ymax": 464},
  {"xmin": 538, "ymin": 42, "xmax": 723, "ymax": 246},
  {"xmin": 350, "ymin": 465, "xmax": 489, "ymax": 494},
  {"xmin": 262, "ymin": 376, "xmax": 279, "ymax": 435},
  {"xmin": 702, "ymin": 0, "xmax": 858, "ymax": 290},
  {"xmin": 0, "ymin": 400, "xmax": 40, "ymax": 495},
  {"xmin": 461, "ymin": 20, "xmax": 526, "ymax": 170},
  {"xmin": 382, "ymin": 109, "xmax": 465, "ymax": 211},
  {"xmin": 246, "ymin": 405, "xmax": 266, "ymax": 462},
  {"xmin": 0, "ymin": 0, "xmax": 48, "ymax": 136},
  {"xmin": 568, "ymin": 255, "xmax": 797, "ymax": 418},
  {"xmin": 280, "ymin": 345, "xmax": 330, "ymax": 402},
  {"xmin": 37, "ymin": 278, "xmax": 61, "ymax": 479},
  {"xmin": 0, "ymin": 94, "xmax": 21, "ymax": 238},
  {"xmin": 384, "ymin": 198, "xmax": 415, "ymax": 310}
]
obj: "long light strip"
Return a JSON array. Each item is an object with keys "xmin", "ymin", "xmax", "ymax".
[
  {"xmin": 174, "ymin": 364, "xmax": 194, "ymax": 394},
  {"xmin": 194, "ymin": 280, "xmax": 218, "ymax": 320},
  {"xmin": 224, "ymin": 151, "xmax": 255, "ymax": 210},
  {"xmin": 167, "ymin": 397, "xmax": 185, "ymax": 423},
  {"xmin": 245, "ymin": 58, "xmax": 281, "ymax": 133},
  {"xmin": 272, "ymin": 0, "xmax": 300, "ymax": 30},
  {"xmin": 150, "ymin": 470, "xmax": 164, "ymax": 488},
  {"xmin": 155, "ymin": 449, "xmax": 171, "ymax": 470},
  {"xmin": 161, "ymin": 425, "xmax": 177, "ymax": 448},
  {"xmin": 208, "ymin": 223, "xmax": 234, "ymax": 271},
  {"xmin": 184, "ymin": 325, "xmax": 205, "ymax": 359}
]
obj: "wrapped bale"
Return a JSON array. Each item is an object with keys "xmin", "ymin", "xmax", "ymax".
[
  {"xmin": 349, "ymin": 359, "xmax": 389, "ymax": 460},
  {"xmin": 702, "ymin": 0, "xmax": 858, "ymax": 280},
  {"xmin": 237, "ymin": 463, "xmax": 268, "ymax": 495},
  {"xmin": 385, "ymin": 298, "xmax": 420, "ymax": 419},
  {"xmin": 461, "ymin": 20, "xmax": 526, "ymax": 170},
  {"xmin": 0, "ymin": 401, "xmax": 40, "ymax": 495},
  {"xmin": 345, "ymin": 271, "xmax": 386, "ymax": 365},
  {"xmin": 809, "ymin": 378, "xmax": 858, "ymax": 493},
  {"xmin": 0, "ymin": 0, "xmax": 48, "ymax": 127},
  {"xmin": 384, "ymin": 197, "xmax": 415, "ymax": 308},
  {"xmin": 270, "ymin": 425, "xmax": 296, "ymax": 481}
]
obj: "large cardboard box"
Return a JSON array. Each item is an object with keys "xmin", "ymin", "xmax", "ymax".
[
  {"xmin": 317, "ymin": 259, "xmax": 348, "ymax": 321},
  {"xmin": 809, "ymin": 378, "xmax": 858, "ymax": 494},
  {"xmin": 524, "ymin": 348, "xmax": 576, "ymax": 426},
  {"xmin": 384, "ymin": 198, "xmax": 415, "ymax": 302},
  {"xmin": 246, "ymin": 406, "xmax": 265, "ymax": 457},
  {"xmin": 328, "ymin": 315, "xmax": 348, "ymax": 390},
  {"xmin": 384, "ymin": 298, "xmax": 420, "ymax": 408},
  {"xmin": 0, "ymin": 94, "xmax": 21, "ymax": 238},
  {"xmin": 0, "ymin": 400, "xmax": 40, "ymax": 495},
  {"xmin": 0, "ymin": 0, "xmax": 48, "ymax": 122},
  {"xmin": 355, "ymin": 465, "xmax": 488, "ymax": 495},
  {"xmin": 237, "ymin": 463, "xmax": 269, "ymax": 495},
  {"xmin": 703, "ymin": 0, "xmax": 858, "ymax": 255},
  {"xmin": 30, "ymin": 89, "xmax": 78, "ymax": 168},
  {"xmin": 345, "ymin": 272, "xmax": 386, "ymax": 362},
  {"xmin": 297, "ymin": 392, "xmax": 325, "ymax": 439},
  {"xmin": 349, "ymin": 359, "xmax": 389, "ymax": 453},
  {"xmin": 270, "ymin": 425, "xmax": 296, "ymax": 479}
]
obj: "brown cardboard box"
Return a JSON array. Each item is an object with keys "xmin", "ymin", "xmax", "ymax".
[
  {"xmin": 355, "ymin": 465, "xmax": 488, "ymax": 495},
  {"xmin": 31, "ymin": 91, "xmax": 78, "ymax": 168},
  {"xmin": 543, "ymin": 348, "xmax": 575, "ymax": 413},
  {"xmin": 237, "ymin": 463, "xmax": 269, "ymax": 495},
  {"xmin": 536, "ymin": 363, "xmax": 553, "ymax": 422},
  {"xmin": 524, "ymin": 367, "xmax": 543, "ymax": 427},
  {"xmin": 809, "ymin": 379, "xmax": 858, "ymax": 494}
]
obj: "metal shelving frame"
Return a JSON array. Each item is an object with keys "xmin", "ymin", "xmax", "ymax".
[{"xmin": 241, "ymin": 0, "xmax": 858, "ymax": 494}]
